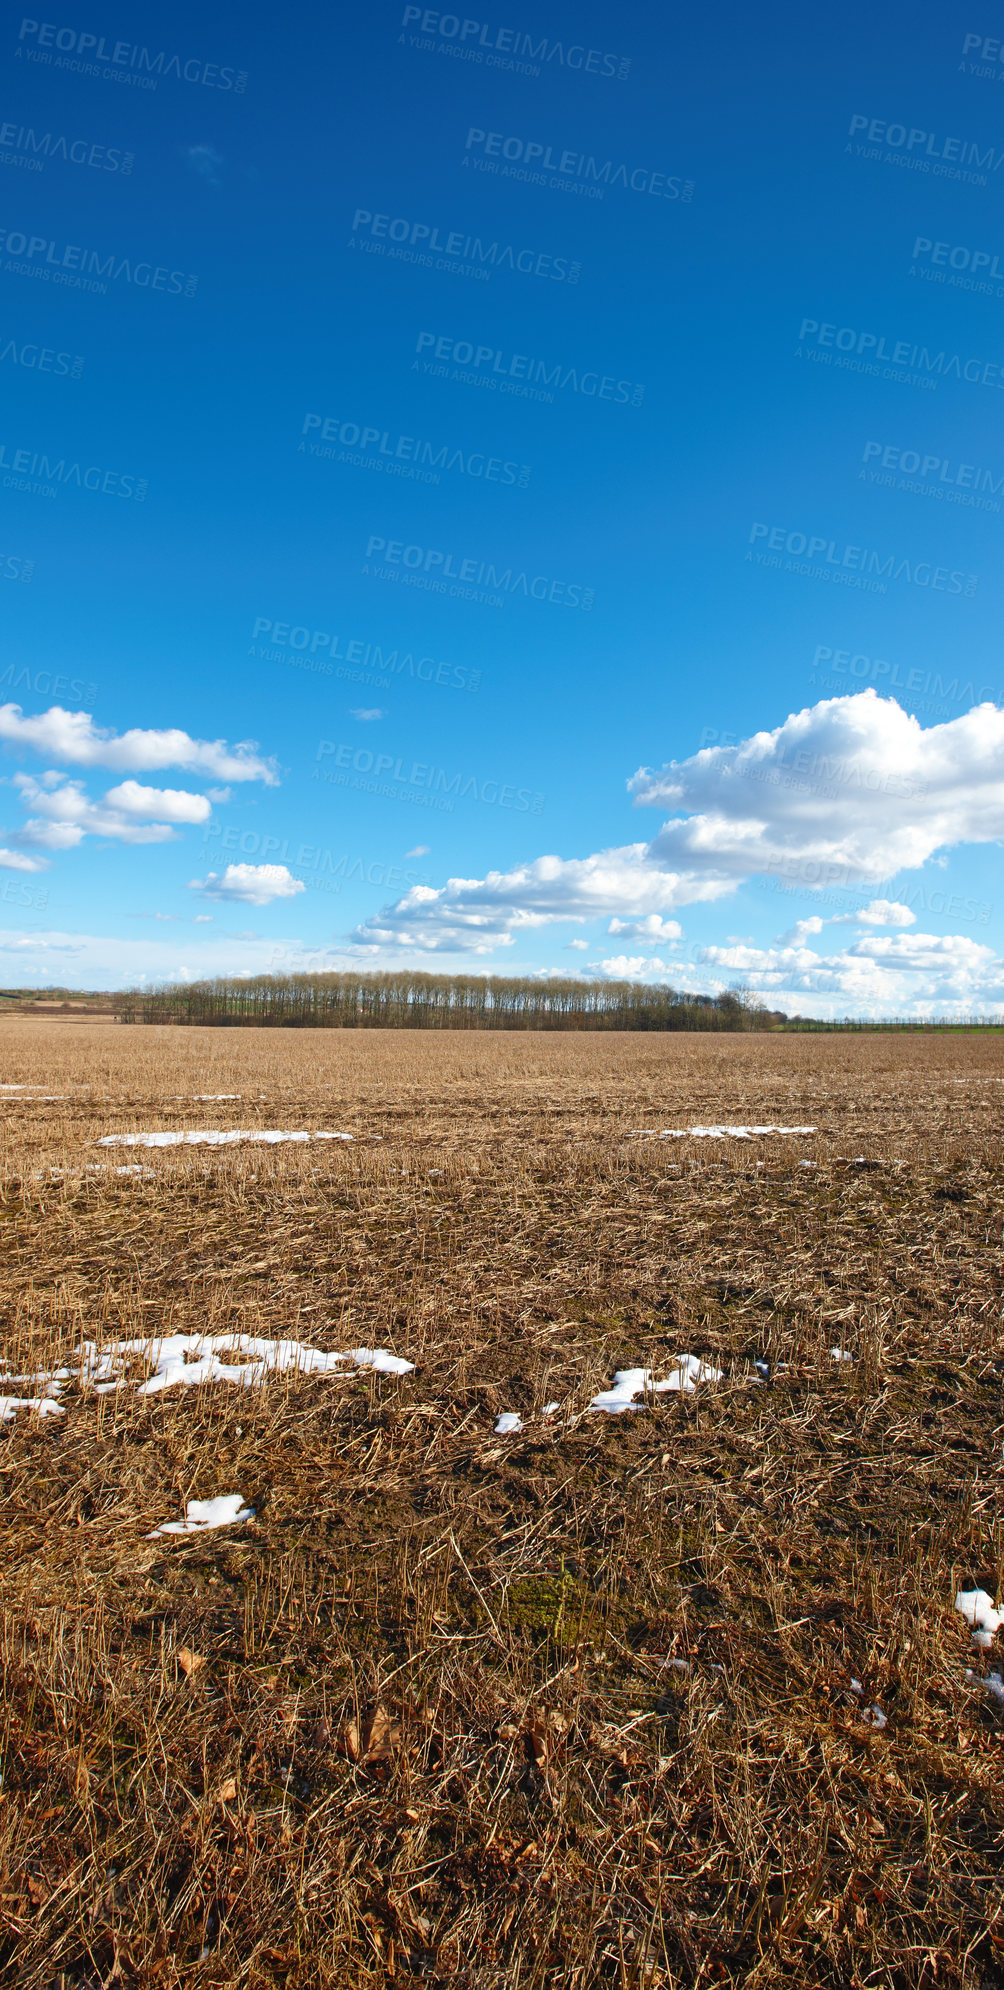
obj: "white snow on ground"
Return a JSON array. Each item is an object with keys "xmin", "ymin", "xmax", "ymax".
[
  {"xmin": 97, "ymin": 1129, "xmax": 354, "ymax": 1147},
  {"xmin": 0, "ymin": 1334, "xmax": 415, "ymax": 1414},
  {"xmin": 494, "ymin": 1412, "xmax": 523, "ymax": 1434},
  {"xmin": 956, "ymin": 1588, "xmax": 1002, "ymax": 1646},
  {"xmin": 635, "ymin": 1125, "xmax": 817, "ymax": 1140},
  {"xmin": 148, "ymin": 1493, "xmax": 254, "ymax": 1537},
  {"xmin": 0, "ymin": 1393, "xmax": 65, "ymax": 1423},
  {"xmin": 831, "ymin": 1348, "xmax": 855, "ymax": 1363},
  {"xmin": 590, "ymin": 1356, "xmax": 722, "ymax": 1414}
]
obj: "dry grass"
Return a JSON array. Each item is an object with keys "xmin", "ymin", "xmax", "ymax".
[{"xmin": 1, "ymin": 1021, "xmax": 1003, "ymax": 1989}]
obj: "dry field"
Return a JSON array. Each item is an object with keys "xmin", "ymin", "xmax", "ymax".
[{"xmin": 0, "ymin": 1021, "xmax": 1003, "ymax": 1990}]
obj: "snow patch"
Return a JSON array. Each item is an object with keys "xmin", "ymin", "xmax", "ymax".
[
  {"xmin": 956, "ymin": 1588, "xmax": 1002, "ymax": 1643},
  {"xmin": 149, "ymin": 1493, "xmax": 254, "ymax": 1537},
  {"xmin": 590, "ymin": 1355, "xmax": 722, "ymax": 1415},
  {"xmin": 637, "ymin": 1125, "xmax": 816, "ymax": 1141},
  {"xmin": 97, "ymin": 1129, "xmax": 354, "ymax": 1147},
  {"xmin": 0, "ymin": 1334, "xmax": 414, "ymax": 1413}
]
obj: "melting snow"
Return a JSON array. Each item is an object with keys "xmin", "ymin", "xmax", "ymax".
[
  {"xmin": 830, "ymin": 1348, "xmax": 854, "ymax": 1363},
  {"xmin": 149, "ymin": 1493, "xmax": 254, "ymax": 1537},
  {"xmin": 98, "ymin": 1129, "xmax": 353, "ymax": 1147},
  {"xmin": 640, "ymin": 1125, "xmax": 816, "ymax": 1141},
  {"xmin": 0, "ymin": 1393, "xmax": 64, "ymax": 1423},
  {"xmin": 494, "ymin": 1412, "xmax": 523, "ymax": 1435},
  {"xmin": 0, "ymin": 1334, "xmax": 414, "ymax": 1413},
  {"xmin": 956, "ymin": 1588, "xmax": 1002, "ymax": 1645},
  {"xmin": 590, "ymin": 1355, "xmax": 722, "ymax": 1414}
]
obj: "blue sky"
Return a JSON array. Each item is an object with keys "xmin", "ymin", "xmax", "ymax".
[{"xmin": 1, "ymin": 0, "xmax": 1003, "ymax": 1014}]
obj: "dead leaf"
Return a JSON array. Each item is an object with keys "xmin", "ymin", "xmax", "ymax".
[
  {"xmin": 177, "ymin": 1647, "xmax": 204, "ymax": 1679},
  {"xmin": 338, "ymin": 1719, "xmax": 361, "ymax": 1761},
  {"xmin": 217, "ymin": 1776, "xmax": 238, "ymax": 1805},
  {"xmin": 74, "ymin": 1753, "xmax": 90, "ymax": 1801},
  {"xmin": 363, "ymin": 1704, "xmax": 400, "ymax": 1764},
  {"xmin": 527, "ymin": 1719, "xmax": 547, "ymax": 1767}
]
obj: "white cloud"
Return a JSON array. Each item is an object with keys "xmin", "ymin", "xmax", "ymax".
[
  {"xmin": 629, "ymin": 692, "xmax": 1004, "ymax": 885},
  {"xmin": 565, "ymin": 938, "xmax": 589, "ymax": 951},
  {"xmin": 350, "ymin": 708, "xmax": 383, "ymax": 721},
  {"xmin": 351, "ymin": 848, "xmax": 733, "ymax": 954},
  {"xmin": 593, "ymin": 955, "xmax": 677, "ymax": 979},
  {"xmin": 0, "ymin": 704, "xmax": 277, "ymax": 784},
  {"xmin": 836, "ymin": 898, "xmax": 917, "ymax": 927},
  {"xmin": 102, "ymin": 781, "xmax": 212, "ymax": 824},
  {"xmin": 406, "ymin": 845, "xmax": 430, "ymax": 858},
  {"xmin": 777, "ymin": 915, "xmax": 825, "ymax": 943},
  {"xmin": 188, "ymin": 863, "xmax": 306, "ymax": 907},
  {"xmin": 608, "ymin": 914, "xmax": 683, "ymax": 941},
  {"xmin": 0, "ymin": 847, "xmax": 47, "ymax": 872},
  {"xmin": 12, "ymin": 775, "xmax": 199, "ymax": 848},
  {"xmin": 691, "ymin": 930, "xmax": 1003, "ymax": 1017}
]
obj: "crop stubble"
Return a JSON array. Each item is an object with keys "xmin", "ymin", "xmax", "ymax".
[{"xmin": 0, "ymin": 1021, "xmax": 1002, "ymax": 1988}]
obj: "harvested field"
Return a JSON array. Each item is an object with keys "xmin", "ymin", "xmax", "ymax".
[{"xmin": 1, "ymin": 1020, "xmax": 1003, "ymax": 1989}]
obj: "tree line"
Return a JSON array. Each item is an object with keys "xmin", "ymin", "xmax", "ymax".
[{"xmin": 120, "ymin": 972, "xmax": 781, "ymax": 1031}]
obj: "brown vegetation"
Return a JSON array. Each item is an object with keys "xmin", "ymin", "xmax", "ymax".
[{"xmin": 0, "ymin": 1022, "xmax": 1002, "ymax": 1988}]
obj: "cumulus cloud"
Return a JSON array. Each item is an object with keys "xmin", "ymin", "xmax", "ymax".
[
  {"xmin": 836, "ymin": 898, "xmax": 917, "ymax": 927},
  {"xmin": 608, "ymin": 914, "xmax": 683, "ymax": 941},
  {"xmin": 0, "ymin": 847, "xmax": 47, "ymax": 872},
  {"xmin": 350, "ymin": 694, "xmax": 1004, "ymax": 957},
  {"xmin": 13, "ymin": 776, "xmax": 196, "ymax": 849},
  {"xmin": 630, "ymin": 692, "xmax": 1004, "ymax": 885},
  {"xmin": 0, "ymin": 705, "xmax": 278, "ymax": 785},
  {"xmin": 692, "ymin": 930, "xmax": 1002, "ymax": 1015},
  {"xmin": 565, "ymin": 938, "xmax": 589, "ymax": 951},
  {"xmin": 592, "ymin": 955, "xmax": 677, "ymax": 980},
  {"xmin": 351, "ymin": 849, "xmax": 734, "ymax": 954},
  {"xmin": 188, "ymin": 863, "xmax": 306, "ymax": 907},
  {"xmin": 101, "ymin": 781, "xmax": 212, "ymax": 824}
]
